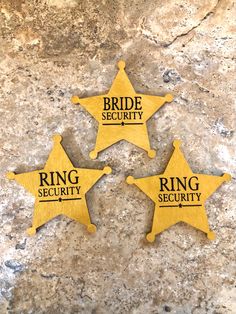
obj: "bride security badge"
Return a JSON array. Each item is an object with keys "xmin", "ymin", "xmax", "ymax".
[{"xmin": 71, "ymin": 60, "xmax": 173, "ymax": 159}]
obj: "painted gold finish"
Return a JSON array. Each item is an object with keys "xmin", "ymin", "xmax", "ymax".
[
  {"xmin": 71, "ymin": 60, "xmax": 173, "ymax": 159},
  {"xmin": 7, "ymin": 135, "xmax": 112, "ymax": 236},
  {"xmin": 127, "ymin": 140, "xmax": 231, "ymax": 242}
]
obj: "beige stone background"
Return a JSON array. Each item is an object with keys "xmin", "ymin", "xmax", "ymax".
[{"xmin": 0, "ymin": 0, "xmax": 236, "ymax": 313}]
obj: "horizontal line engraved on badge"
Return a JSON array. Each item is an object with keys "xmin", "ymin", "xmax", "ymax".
[
  {"xmin": 102, "ymin": 122, "xmax": 144, "ymax": 126},
  {"xmin": 39, "ymin": 197, "xmax": 82, "ymax": 203},
  {"xmin": 159, "ymin": 204, "xmax": 202, "ymax": 208}
]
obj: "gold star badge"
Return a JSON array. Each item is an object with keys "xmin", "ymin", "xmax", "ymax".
[
  {"xmin": 126, "ymin": 140, "xmax": 231, "ymax": 242},
  {"xmin": 7, "ymin": 135, "xmax": 112, "ymax": 236},
  {"xmin": 71, "ymin": 60, "xmax": 173, "ymax": 159}
]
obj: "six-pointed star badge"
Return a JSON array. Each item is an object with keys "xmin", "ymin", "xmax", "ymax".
[
  {"xmin": 127, "ymin": 140, "xmax": 231, "ymax": 242},
  {"xmin": 7, "ymin": 135, "xmax": 112, "ymax": 236},
  {"xmin": 71, "ymin": 60, "xmax": 173, "ymax": 159}
]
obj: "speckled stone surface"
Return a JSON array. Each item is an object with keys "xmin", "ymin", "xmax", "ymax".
[{"xmin": 0, "ymin": 0, "xmax": 235, "ymax": 313}]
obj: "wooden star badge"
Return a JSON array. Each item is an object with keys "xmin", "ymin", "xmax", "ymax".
[
  {"xmin": 7, "ymin": 135, "xmax": 112, "ymax": 236},
  {"xmin": 126, "ymin": 140, "xmax": 231, "ymax": 242},
  {"xmin": 71, "ymin": 60, "xmax": 173, "ymax": 159}
]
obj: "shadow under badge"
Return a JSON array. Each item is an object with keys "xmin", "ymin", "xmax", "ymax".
[
  {"xmin": 126, "ymin": 140, "xmax": 231, "ymax": 242},
  {"xmin": 7, "ymin": 135, "xmax": 112, "ymax": 236},
  {"xmin": 71, "ymin": 60, "xmax": 173, "ymax": 159}
]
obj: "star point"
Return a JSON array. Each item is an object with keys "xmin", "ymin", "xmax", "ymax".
[
  {"xmin": 103, "ymin": 166, "xmax": 112, "ymax": 174},
  {"xmin": 117, "ymin": 60, "xmax": 126, "ymax": 70},
  {"xmin": 7, "ymin": 171, "xmax": 15, "ymax": 180},
  {"xmin": 165, "ymin": 93, "xmax": 174, "ymax": 103},
  {"xmin": 71, "ymin": 95, "xmax": 80, "ymax": 104}
]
